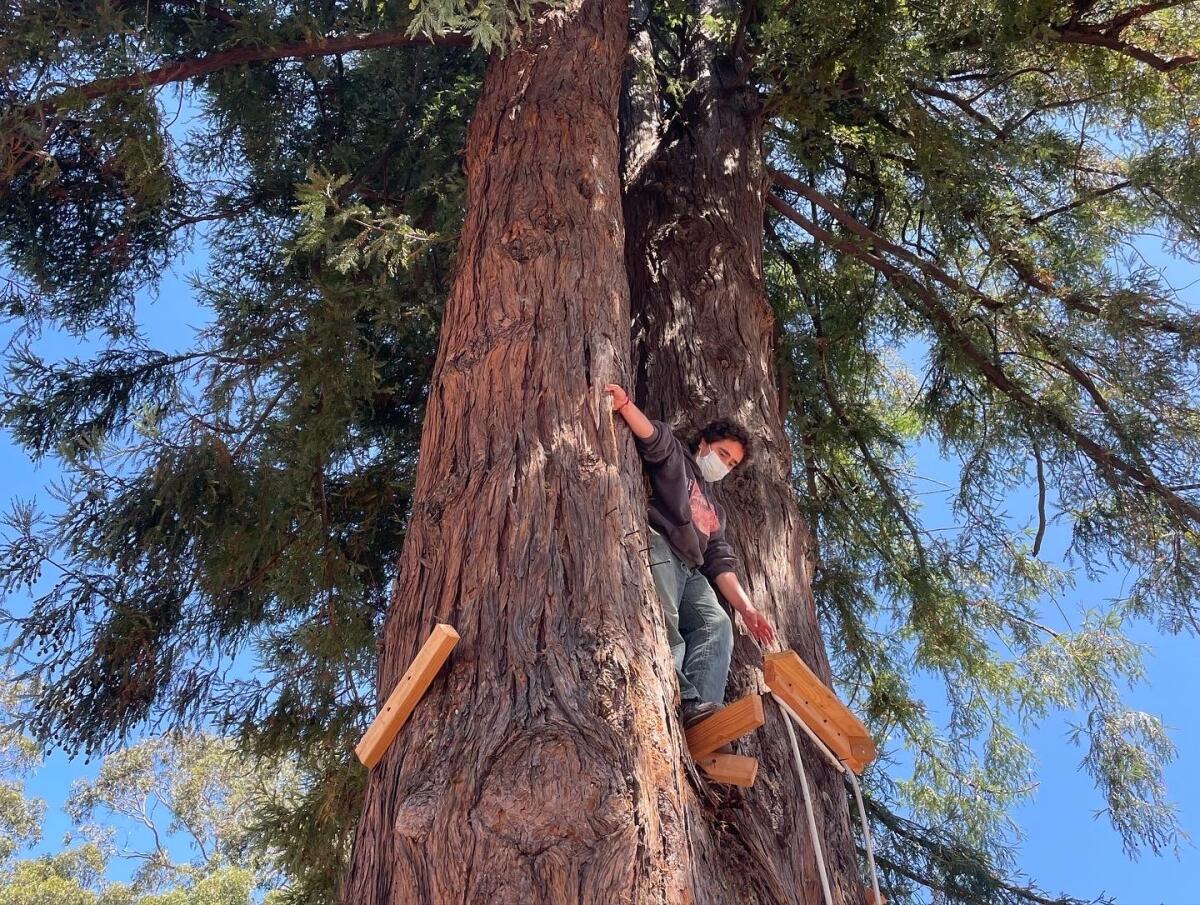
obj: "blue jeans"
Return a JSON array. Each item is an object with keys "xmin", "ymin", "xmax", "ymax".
[{"xmin": 648, "ymin": 530, "xmax": 733, "ymax": 705}]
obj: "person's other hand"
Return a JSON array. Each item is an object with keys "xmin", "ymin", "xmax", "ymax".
[
  {"xmin": 738, "ymin": 602, "xmax": 776, "ymax": 646},
  {"xmin": 604, "ymin": 383, "xmax": 629, "ymax": 411}
]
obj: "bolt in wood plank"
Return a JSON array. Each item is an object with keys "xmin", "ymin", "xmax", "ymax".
[
  {"xmin": 697, "ymin": 753, "xmax": 759, "ymax": 787},
  {"xmin": 685, "ymin": 693, "xmax": 765, "ymax": 759},
  {"xmin": 355, "ymin": 623, "xmax": 460, "ymax": 769},
  {"xmin": 763, "ymin": 649, "xmax": 877, "ymax": 773}
]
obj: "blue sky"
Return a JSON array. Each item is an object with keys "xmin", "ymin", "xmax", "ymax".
[
  {"xmin": 1, "ymin": 230, "xmax": 1196, "ymax": 902},
  {"xmin": 892, "ymin": 236, "xmax": 1200, "ymax": 904},
  {"xmin": 901, "ymin": 435, "xmax": 1199, "ymax": 904},
  {"xmin": 1015, "ymin": 626, "xmax": 1197, "ymax": 903},
  {"xmin": 0, "ymin": 249, "xmax": 217, "ymax": 877},
  {"xmin": 998, "ymin": 240, "xmax": 1200, "ymax": 903}
]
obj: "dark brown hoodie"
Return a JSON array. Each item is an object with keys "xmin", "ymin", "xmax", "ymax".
[{"xmin": 635, "ymin": 420, "xmax": 742, "ymax": 583}]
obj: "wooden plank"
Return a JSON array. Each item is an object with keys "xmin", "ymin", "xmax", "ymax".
[
  {"xmin": 764, "ymin": 650, "xmax": 877, "ymax": 774},
  {"xmin": 697, "ymin": 753, "xmax": 759, "ymax": 787},
  {"xmin": 355, "ymin": 624, "xmax": 460, "ymax": 769},
  {"xmin": 685, "ymin": 693, "xmax": 765, "ymax": 759}
]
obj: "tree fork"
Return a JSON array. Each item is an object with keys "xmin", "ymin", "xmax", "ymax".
[{"xmin": 622, "ymin": 36, "xmax": 869, "ymax": 905}]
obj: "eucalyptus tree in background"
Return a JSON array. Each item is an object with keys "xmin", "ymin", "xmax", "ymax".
[
  {"xmin": 0, "ymin": 683, "xmax": 285, "ymax": 905},
  {"xmin": 0, "ymin": 0, "xmax": 1197, "ymax": 903}
]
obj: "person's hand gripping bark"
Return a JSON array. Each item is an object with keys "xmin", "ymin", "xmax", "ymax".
[
  {"xmin": 605, "ymin": 383, "xmax": 630, "ymax": 412},
  {"xmin": 605, "ymin": 384, "xmax": 656, "ymax": 439}
]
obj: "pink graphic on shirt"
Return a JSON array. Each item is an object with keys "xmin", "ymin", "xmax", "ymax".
[{"xmin": 688, "ymin": 479, "xmax": 721, "ymax": 536}]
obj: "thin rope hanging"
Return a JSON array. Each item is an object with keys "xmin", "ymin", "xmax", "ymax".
[
  {"xmin": 845, "ymin": 762, "xmax": 883, "ymax": 905},
  {"xmin": 773, "ymin": 693, "xmax": 883, "ymax": 905},
  {"xmin": 780, "ymin": 698, "xmax": 835, "ymax": 905}
]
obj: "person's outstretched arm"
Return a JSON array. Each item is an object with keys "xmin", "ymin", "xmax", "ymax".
[
  {"xmin": 704, "ymin": 523, "xmax": 777, "ymax": 645},
  {"xmin": 605, "ymin": 384, "xmax": 654, "ymax": 440},
  {"xmin": 713, "ymin": 572, "xmax": 776, "ymax": 646}
]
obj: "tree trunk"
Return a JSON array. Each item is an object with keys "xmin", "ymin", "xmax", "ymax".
[
  {"xmin": 341, "ymin": 2, "xmax": 694, "ymax": 901},
  {"xmin": 622, "ymin": 46, "xmax": 870, "ymax": 905}
]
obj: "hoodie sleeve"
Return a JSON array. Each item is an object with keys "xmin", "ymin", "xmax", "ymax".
[{"xmin": 634, "ymin": 420, "xmax": 682, "ymax": 466}]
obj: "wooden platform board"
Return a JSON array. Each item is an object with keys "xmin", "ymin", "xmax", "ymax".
[
  {"xmin": 355, "ymin": 623, "xmax": 459, "ymax": 769},
  {"xmin": 764, "ymin": 650, "xmax": 876, "ymax": 774},
  {"xmin": 685, "ymin": 693, "xmax": 765, "ymax": 759},
  {"xmin": 697, "ymin": 753, "xmax": 759, "ymax": 787}
]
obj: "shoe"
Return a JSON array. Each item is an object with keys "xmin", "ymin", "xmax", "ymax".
[
  {"xmin": 680, "ymin": 700, "xmax": 734, "ymax": 754},
  {"xmin": 681, "ymin": 699, "xmax": 721, "ymax": 728}
]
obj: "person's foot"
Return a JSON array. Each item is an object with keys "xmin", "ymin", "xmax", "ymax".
[
  {"xmin": 680, "ymin": 699, "xmax": 734, "ymax": 754},
  {"xmin": 680, "ymin": 699, "xmax": 720, "ymax": 728}
]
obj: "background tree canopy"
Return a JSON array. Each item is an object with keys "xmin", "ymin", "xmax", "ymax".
[
  {"xmin": 0, "ymin": 0, "xmax": 1197, "ymax": 902},
  {"xmin": 0, "ymin": 681, "xmax": 288, "ymax": 904}
]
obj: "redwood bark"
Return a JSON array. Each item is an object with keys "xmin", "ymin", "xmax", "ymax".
[
  {"xmin": 623, "ymin": 47, "xmax": 869, "ymax": 905},
  {"xmin": 341, "ymin": 2, "xmax": 693, "ymax": 902}
]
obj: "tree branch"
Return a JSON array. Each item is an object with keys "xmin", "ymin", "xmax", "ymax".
[
  {"xmin": 966, "ymin": 216, "xmax": 1200, "ymax": 340},
  {"xmin": 22, "ymin": 29, "xmax": 471, "ymax": 113},
  {"xmin": 999, "ymin": 92, "xmax": 1113, "ymax": 137},
  {"xmin": 1025, "ymin": 180, "xmax": 1132, "ymax": 224},
  {"xmin": 1084, "ymin": 0, "xmax": 1196, "ymax": 33},
  {"xmin": 1051, "ymin": 28, "xmax": 1197, "ymax": 71},
  {"xmin": 1032, "ymin": 440, "xmax": 1048, "ymax": 557},
  {"xmin": 1028, "ymin": 326, "xmax": 1148, "ymax": 468},
  {"xmin": 767, "ymin": 220, "xmax": 932, "ymax": 572},
  {"xmin": 863, "ymin": 795, "xmax": 1106, "ymax": 905},
  {"xmin": 770, "ymin": 167, "xmax": 1003, "ymax": 311},
  {"xmin": 765, "ymin": 189, "xmax": 1200, "ymax": 526},
  {"xmin": 909, "ymin": 81, "xmax": 1006, "ymax": 139}
]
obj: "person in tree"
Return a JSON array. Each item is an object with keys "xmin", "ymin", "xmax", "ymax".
[{"xmin": 605, "ymin": 383, "xmax": 777, "ymax": 728}]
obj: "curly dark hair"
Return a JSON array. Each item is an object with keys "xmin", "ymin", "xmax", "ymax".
[{"xmin": 688, "ymin": 418, "xmax": 753, "ymax": 467}]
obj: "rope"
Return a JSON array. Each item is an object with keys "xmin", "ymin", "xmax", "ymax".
[
  {"xmin": 774, "ymin": 695, "xmax": 845, "ymax": 775},
  {"xmin": 772, "ymin": 692, "xmax": 883, "ymax": 905},
  {"xmin": 845, "ymin": 764, "xmax": 883, "ymax": 905},
  {"xmin": 780, "ymin": 697, "xmax": 835, "ymax": 905}
]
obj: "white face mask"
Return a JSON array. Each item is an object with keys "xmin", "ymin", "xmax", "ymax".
[{"xmin": 696, "ymin": 449, "xmax": 730, "ymax": 482}]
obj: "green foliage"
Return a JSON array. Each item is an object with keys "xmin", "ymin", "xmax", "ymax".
[
  {"xmin": 0, "ymin": 853, "xmax": 266, "ymax": 905},
  {"xmin": 0, "ymin": 845, "xmax": 108, "ymax": 905},
  {"xmin": 1, "ymin": 0, "xmax": 1198, "ymax": 903},
  {"xmin": 1, "ymin": 7, "xmax": 482, "ymax": 898},
  {"xmin": 292, "ymin": 171, "xmax": 446, "ymax": 278},
  {"xmin": 0, "ymin": 682, "xmax": 281, "ymax": 904},
  {"xmin": 396, "ymin": 0, "xmax": 558, "ymax": 52},
  {"xmin": 0, "ymin": 685, "xmax": 43, "ymax": 867},
  {"xmin": 64, "ymin": 734, "xmax": 272, "ymax": 890},
  {"xmin": 240, "ymin": 748, "xmax": 364, "ymax": 904}
]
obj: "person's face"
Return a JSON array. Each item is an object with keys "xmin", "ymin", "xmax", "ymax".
[{"xmin": 699, "ymin": 437, "xmax": 745, "ymax": 471}]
